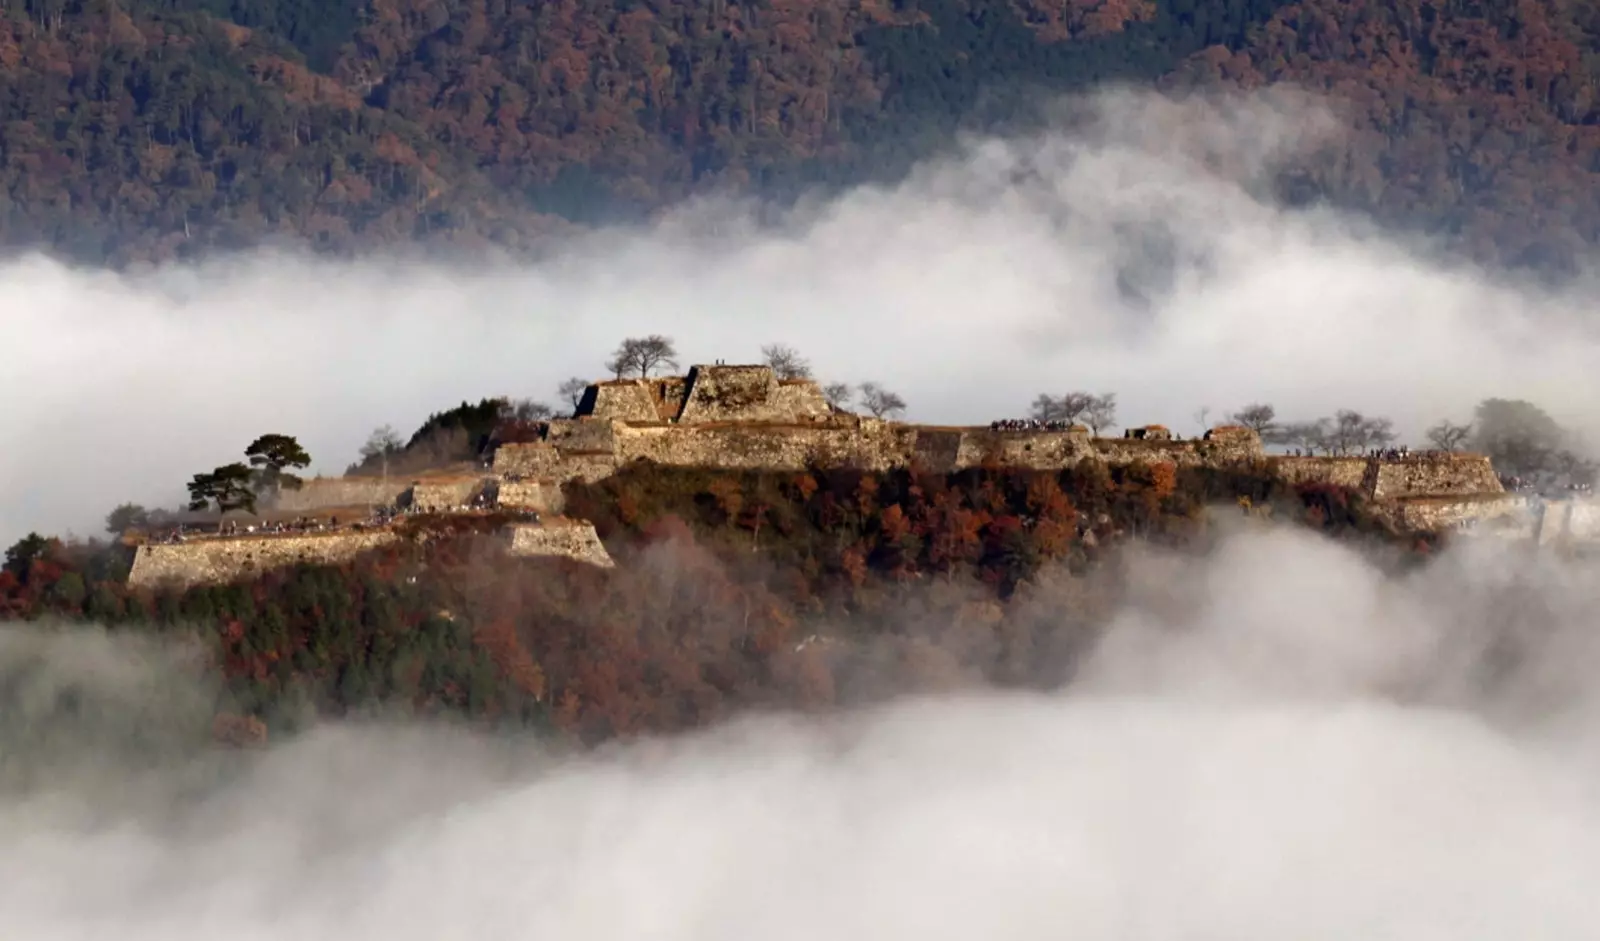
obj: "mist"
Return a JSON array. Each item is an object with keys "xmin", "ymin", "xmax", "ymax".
[
  {"xmin": 9, "ymin": 85, "xmax": 1600, "ymax": 542},
  {"xmin": 3, "ymin": 524, "xmax": 1600, "ymax": 938}
]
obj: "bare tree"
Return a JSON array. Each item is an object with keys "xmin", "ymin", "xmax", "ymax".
[
  {"xmin": 1081, "ymin": 393, "xmax": 1117, "ymax": 435},
  {"xmin": 1278, "ymin": 419, "xmax": 1330, "ymax": 454},
  {"xmin": 1029, "ymin": 391, "xmax": 1095, "ymax": 424},
  {"xmin": 605, "ymin": 335, "xmax": 679, "ymax": 379},
  {"xmin": 761, "ymin": 343, "xmax": 812, "ymax": 380},
  {"xmin": 1194, "ymin": 405, "xmax": 1212, "ymax": 433},
  {"xmin": 1323, "ymin": 410, "xmax": 1395, "ymax": 455},
  {"xmin": 1425, "ymin": 419, "xmax": 1472, "ymax": 452},
  {"xmin": 1029, "ymin": 394, "xmax": 1062, "ymax": 422},
  {"xmin": 557, "ymin": 377, "xmax": 590, "ymax": 412},
  {"xmin": 505, "ymin": 399, "xmax": 554, "ymax": 421},
  {"xmin": 823, "ymin": 382, "xmax": 854, "ymax": 409},
  {"xmin": 1229, "ymin": 403, "xmax": 1278, "ymax": 437},
  {"xmin": 858, "ymin": 382, "xmax": 906, "ymax": 419}
]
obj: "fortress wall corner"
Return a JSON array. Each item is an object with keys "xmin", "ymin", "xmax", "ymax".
[
  {"xmin": 127, "ymin": 531, "xmax": 401, "ymax": 590},
  {"xmin": 493, "ymin": 442, "xmax": 565, "ymax": 477},
  {"xmin": 677, "ymin": 365, "xmax": 788, "ymax": 424},
  {"xmin": 502, "ymin": 521, "xmax": 614, "ymax": 567},
  {"xmin": 577, "ymin": 382, "xmax": 659, "ymax": 422},
  {"xmin": 770, "ymin": 380, "xmax": 834, "ymax": 422},
  {"xmin": 1388, "ymin": 494, "xmax": 1532, "ymax": 534},
  {"xmin": 544, "ymin": 418, "xmax": 618, "ymax": 452},
  {"xmin": 1369, "ymin": 455, "xmax": 1504, "ymax": 500}
]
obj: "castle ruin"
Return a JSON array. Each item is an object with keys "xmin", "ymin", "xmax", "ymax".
[{"xmin": 129, "ymin": 363, "xmax": 1591, "ymax": 588}]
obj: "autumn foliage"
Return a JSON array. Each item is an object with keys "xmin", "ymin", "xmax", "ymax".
[{"xmin": 0, "ymin": 458, "xmax": 1425, "ymax": 747}]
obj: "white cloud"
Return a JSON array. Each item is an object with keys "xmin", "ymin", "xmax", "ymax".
[{"xmin": 3, "ymin": 524, "xmax": 1600, "ymax": 938}]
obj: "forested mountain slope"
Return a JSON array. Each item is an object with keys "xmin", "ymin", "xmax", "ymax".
[{"xmin": 2, "ymin": 0, "xmax": 1597, "ymax": 270}]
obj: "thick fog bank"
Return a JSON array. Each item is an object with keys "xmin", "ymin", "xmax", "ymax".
[
  {"xmin": 3, "ymin": 527, "xmax": 1600, "ymax": 939},
  {"xmin": 8, "ymin": 87, "xmax": 1600, "ymax": 542}
]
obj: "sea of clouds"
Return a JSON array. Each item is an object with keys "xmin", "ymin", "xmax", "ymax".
[
  {"xmin": 6, "ymin": 86, "xmax": 1600, "ymax": 543},
  {"xmin": 1, "ymin": 524, "xmax": 1598, "ymax": 939}
]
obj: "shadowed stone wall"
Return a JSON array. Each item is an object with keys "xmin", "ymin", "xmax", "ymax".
[
  {"xmin": 127, "ymin": 531, "xmax": 400, "ymax": 589},
  {"xmin": 273, "ymin": 477, "xmax": 409, "ymax": 511}
]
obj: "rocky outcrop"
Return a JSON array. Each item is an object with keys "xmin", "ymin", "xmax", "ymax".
[{"xmin": 127, "ymin": 531, "xmax": 400, "ymax": 590}]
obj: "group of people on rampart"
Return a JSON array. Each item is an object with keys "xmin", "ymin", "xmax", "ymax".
[{"xmin": 989, "ymin": 418, "xmax": 1082, "ymax": 432}]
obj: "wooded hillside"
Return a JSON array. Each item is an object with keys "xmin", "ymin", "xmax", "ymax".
[{"xmin": 2, "ymin": 0, "xmax": 1597, "ymax": 270}]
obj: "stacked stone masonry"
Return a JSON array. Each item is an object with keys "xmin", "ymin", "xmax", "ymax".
[
  {"xmin": 127, "ymin": 531, "xmax": 401, "ymax": 590},
  {"xmin": 501, "ymin": 521, "xmax": 614, "ymax": 567},
  {"xmin": 159, "ymin": 366, "xmax": 1578, "ymax": 591}
]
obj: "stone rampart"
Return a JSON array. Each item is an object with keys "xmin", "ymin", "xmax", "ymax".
[
  {"xmin": 406, "ymin": 478, "xmax": 486, "ymax": 512},
  {"xmin": 575, "ymin": 366, "xmax": 833, "ymax": 425},
  {"xmin": 1269, "ymin": 457, "xmax": 1370, "ymax": 490},
  {"xmin": 576, "ymin": 381, "xmax": 661, "ymax": 423},
  {"xmin": 1369, "ymin": 456, "xmax": 1502, "ymax": 499},
  {"xmin": 677, "ymin": 365, "xmax": 832, "ymax": 424},
  {"xmin": 613, "ymin": 420, "xmax": 913, "ymax": 470},
  {"xmin": 1533, "ymin": 497, "xmax": 1600, "ymax": 546},
  {"xmin": 1385, "ymin": 495, "xmax": 1533, "ymax": 535},
  {"xmin": 501, "ymin": 521, "xmax": 614, "ymax": 567},
  {"xmin": 273, "ymin": 477, "xmax": 409, "ymax": 511},
  {"xmin": 495, "ymin": 479, "xmax": 565, "ymax": 513},
  {"xmin": 127, "ymin": 530, "xmax": 400, "ymax": 590}
]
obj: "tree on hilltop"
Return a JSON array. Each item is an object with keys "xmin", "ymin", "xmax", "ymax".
[
  {"xmin": 1082, "ymin": 393, "xmax": 1117, "ymax": 435},
  {"xmin": 823, "ymin": 382, "xmax": 854, "ymax": 409},
  {"xmin": 762, "ymin": 344, "xmax": 812, "ymax": 380},
  {"xmin": 245, "ymin": 434, "xmax": 311, "ymax": 497},
  {"xmin": 358, "ymin": 426, "xmax": 403, "ymax": 478},
  {"xmin": 1278, "ymin": 419, "xmax": 1331, "ymax": 454},
  {"xmin": 558, "ymin": 377, "xmax": 591, "ymax": 412},
  {"xmin": 1029, "ymin": 392, "xmax": 1094, "ymax": 425},
  {"xmin": 606, "ymin": 336, "xmax": 679, "ymax": 379},
  {"xmin": 1229, "ymin": 403, "xmax": 1278, "ymax": 437},
  {"xmin": 104, "ymin": 503, "xmax": 150, "ymax": 535},
  {"xmin": 3, "ymin": 533, "xmax": 55, "ymax": 582},
  {"xmin": 1425, "ymin": 420, "xmax": 1472, "ymax": 452},
  {"xmin": 188, "ymin": 464, "xmax": 258, "ymax": 517},
  {"xmin": 858, "ymin": 383, "xmax": 906, "ymax": 419},
  {"xmin": 506, "ymin": 399, "xmax": 555, "ymax": 421}
]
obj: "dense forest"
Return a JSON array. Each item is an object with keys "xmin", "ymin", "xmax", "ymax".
[
  {"xmin": 2, "ymin": 0, "xmax": 1600, "ymax": 270},
  {"xmin": 0, "ymin": 459, "xmax": 1430, "ymax": 745}
]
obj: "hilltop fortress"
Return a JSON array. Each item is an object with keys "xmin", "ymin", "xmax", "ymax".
[{"xmin": 128, "ymin": 363, "xmax": 1596, "ymax": 589}]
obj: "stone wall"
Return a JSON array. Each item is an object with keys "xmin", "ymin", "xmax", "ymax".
[
  {"xmin": 1533, "ymin": 498, "xmax": 1600, "ymax": 546},
  {"xmin": 406, "ymin": 478, "xmax": 486, "ymax": 512},
  {"xmin": 575, "ymin": 381, "xmax": 661, "ymax": 422},
  {"xmin": 127, "ymin": 531, "xmax": 400, "ymax": 590},
  {"xmin": 273, "ymin": 477, "xmax": 409, "ymax": 511},
  {"xmin": 613, "ymin": 420, "xmax": 913, "ymax": 470},
  {"xmin": 544, "ymin": 418, "xmax": 618, "ymax": 453},
  {"xmin": 1368, "ymin": 456, "xmax": 1503, "ymax": 499},
  {"xmin": 1271, "ymin": 457, "xmax": 1373, "ymax": 490},
  {"xmin": 495, "ymin": 479, "xmax": 565, "ymax": 513},
  {"xmin": 494, "ymin": 442, "xmax": 618, "ymax": 483},
  {"xmin": 501, "ymin": 521, "xmax": 614, "ymax": 567},
  {"xmin": 1386, "ymin": 495, "xmax": 1533, "ymax": 534}
]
